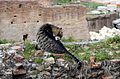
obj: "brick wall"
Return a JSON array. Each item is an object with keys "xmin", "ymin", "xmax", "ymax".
[
  {"xmin": 0, "ymin": 1, "xmax": 89, "ymax": 41},
  {"xmin": 86, "ymin": 12, "xmax": 118, "ymax": 32}
]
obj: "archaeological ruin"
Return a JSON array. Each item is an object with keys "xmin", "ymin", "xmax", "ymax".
[
  {"xmin": 0, "ymin": 0, "xmax": 89, "ymax": 41},
  {"xmin": 0, "ymin": 0, "xmax": 118, "ymax": 41}
]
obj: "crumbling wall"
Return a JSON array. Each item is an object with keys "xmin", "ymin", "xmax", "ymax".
[
  {"xmin": 86, "ymin": 13, "xmax": 118, "ymax": 32},
  {"xmin": 0, "ymin": 1, "xmax": 89, "ymax": 41}
]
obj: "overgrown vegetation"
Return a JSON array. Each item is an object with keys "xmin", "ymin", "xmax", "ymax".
[
  {"xmin": 56, "ymin": 0, "xmax": 71, "ymax": 4},
  {"xmin": 33, "ymin": 58, "xmax": 43, "ymax": 64},
  {"xmin": 56, "ymin": 0, "xmax": 104, "ymax": 10},
  {"xmin": 64, "ymin": 35, "xmax": 120, "ymax": 61},
  {"xmin": 1, "ymin": 35, "xmax": 119, "ymax": 63},
  {"xmin": 0, "ymin": 39, "xmax": 15, "ymax": 44},
  {"xmin": 62, "ymin": 37, "xmax": 77, "ymax": 42},
  {"xmin": 22, "ymin": 41, "xmax": 43, "ymax": 63},
  {"xmin": 80, "ymin": 2, "xmax": 104, "ymax": 10},
  {"xmin": 23, "ymin": 41, "xmax": 36, "ymax": 59}
]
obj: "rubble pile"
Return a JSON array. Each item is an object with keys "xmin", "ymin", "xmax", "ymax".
[
  {"xmin": 89, "ymin": 26, "xmax": 120, "ymax": 41},
  {"xmin": 35, "ymin": 59, "xmax": 120, "ymax": 79},
  {"xmin": 0, "ymin": 43, "xmax": 120, "ymax": 79},
  {"xmin": 0, "ymin": 43, "xmax": 32, "ymax": 79}
]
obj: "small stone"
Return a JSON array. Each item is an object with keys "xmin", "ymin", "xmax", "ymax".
[
  {"xmin": 15, "ymin": 63, "xmax": 23, "ymax": 67},
  {"xmin": 30, "ymin": 75, "xmax": 37, "ymax": 79},
  {"xmin": 45, "ymin": 66, "xmax": 51, "ymax": 71},
  {"xmin": 56, "ymin": 58, "xmax": 66, "ymax": 67},
  {"xmin": 110, "ymin": 59, "xmax": 120, "ymax": 63},
  {"xmin": 54, "ymin": 67, "xmax": 59, "ymax": 71},
  {"xmin": 29, "ymin": 59, "xmax": 33, "ymax": 63},
  {"xmin": 44, "ymin": 57, "xmax": 55, "ymax": 64},
  {"xmin": 108, "ymin": 52, "xmax": 113, "ymax": 56},
  {"xmin": 36, "ymin": 65, "xmax": 44, "ymax": 72},
  {"xmin": 11, "ymin": 46, "xmax": 22, "ymax": 51},
  {"xmin": 34, "ymin": 50, "xmax": 44, "ymax": 57},
  {"xmin": 13, "ymin": 55, "xmax": 24, "ymax": 63},
  {"xmin": 5, "ymin": 71, "xmax": 12, "ymax": 75},
  {"xmin": 13, "ymin": 64, "xmax": 26, "ymax": 76},
  {"xmin": 57, "ymin": 58, "xmax": 65, "ymax": 62},
  {"xmin": 102, "ymin": 76, "xmax": 113, "ymax": 79},
  {"xmin": 4, "ymin": 71, "xmax": 13, "ymax": 79},
  {"xmin": 40, "ymin": 71, "xmax": 50, "ymax": 76},
  {"xmin": 32, "ymin": 63, "xmax": 37, "ymax": 69},
  {"xmin": 89, "ymin": 55, "xmax": 96, "ymax": 67},
  {"xmin": 7, "ymin": 50, "xmax": 16, "ymax": 55},
  {"xmin": 65, "ymin": 63, "xmax": 69, "ymax": 68}
]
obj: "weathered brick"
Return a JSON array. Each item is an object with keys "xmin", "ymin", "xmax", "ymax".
[{"xmin": 0, "ymin": 1, "xmax": 89, "ymax": 41}]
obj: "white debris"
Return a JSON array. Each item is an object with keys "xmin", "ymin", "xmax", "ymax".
[
  {"xmin": 57, "ymin": 58, "xmax": 65, "ymax": 67},
  {"xmin": 97, "ymin": 6, "xmax": 107, "ymax": 11},
  {"xmin": 89, "ymin": 26, "xmax": 120, "ymax": 40},
  {"xmin": 112, "ymin": 19, "xmax": 120, "ymax": 24},
  {"xmin": 15, "ymin": 63, "xmax": 23, "ymax": 67},
  {"xmin": 7, "ymin": 50, "xmax": 16, "ymax": 55},
  {"xmin": 11, "ymin": 46, "xmax": 22, "ymax": 51},
  {"xmin": 108, "ymin": 52, "xmax": 113, "ymax": 56},
  {"xmin": 87, "ymin": 10, "xmax": 101, "ymax": 15},
  {"xmin": 57, "ymin": 58, "xmax": 65, "ymax": 62},
  {"xmin": 112, "ymin": 28, "xmax": 120, "ymax": 35},
  {"xmin": 0, "ymin": 43, "xmax": 11, "ymax": 48},
  {"xmin": 43, "ymin": 51, "xmax": 51, "ymax": 58},
  {"xmin": 32, "ymin": 63, "xmax": 37, "ymax": 69},
  {"xmin": 89, "ymin": 32, "xmax": 103, "ymax": 40},
  {"xmin": 44, "ymin": 57, "xmax": 55, "ymax": 64}
]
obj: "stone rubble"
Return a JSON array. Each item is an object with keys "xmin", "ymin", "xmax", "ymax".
[
  {"xmin": 0, "ymin": 43, "xmax": 119, "ymax": 79},
  {"xmin": 89, "ymin": 26, "xmax": 120, "ymax": 41}
]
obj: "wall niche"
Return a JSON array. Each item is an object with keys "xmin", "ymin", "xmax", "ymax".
[{"xmin": 19, "ymin": 4, "xmax": 22, "ymax": 8}]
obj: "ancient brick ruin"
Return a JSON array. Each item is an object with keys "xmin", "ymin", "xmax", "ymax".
[
  {"xmin": 0, "ymin": 0, "xmax": 89, "ymax": 41},
  {"xmin": 86, "ymin": 12, "xmax": 119, "ymax": 32}
]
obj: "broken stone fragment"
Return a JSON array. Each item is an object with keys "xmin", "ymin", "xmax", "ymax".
[
  {"xmin": 32, "ymin": 63, "xmax": 37, "ymax": 69},
  {"xmin": 56, "ymin": 58, "xmax": 65, "ymax": 67},
  {"xmin": 13, "ymin": 55, "xmax": 24, "ymax": 63},
  {"xmin": 39, "ymin": 71, "xmax": 50, "ymax": 77},
  {"xmin": 36, "ymin": 65, "xmax": 44, "ymax": 72},
  {"xmin": 15, "ymin": 63, "xmax": 23, "ymax": 67},
  {"xmin": 4, "ymin": 71, "xmax": 12, "ymax": 77},
  {"xmin": 7, "ymin": 50, "xmax": 16, "ymax": 55},
  {"xmin": 110, "ymin": 59, "xmax": 120, "ymax": 63},
  {"xmin": 34, "ymin": 50, "xmax": 44, "ymax": 57},
  {"xmin": 57, "ymin": 58, "xmax": 65, "ymax": 62},
  {"xmin": 1, "ymin": 71, "xmax": 13, "ymax": 79},
  {"xmin": 102, "ymin": 75, "xmax": 113, "ymax": 79},
  {"xmin": 13, "ymin": 63, "xmax": 26, "ymax": 76},
  {"xmin": 11, "ymin": 46, "xmax": 23, "ymax": 51},
  {"xmin": 29, "ymin": 59, "xmax": 33, "ymax": 63},
  {"xmin": 45, "ymin": 66, "xmax": 51, "ymax": 71},
  {"xmin": 43, "ymin": 57, "xmax": 55, "ymax": 64},
  {"xmin": 89, "ymin": 55, "xmax": 96, "ymax": 67}
]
